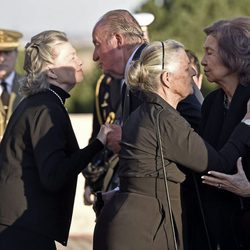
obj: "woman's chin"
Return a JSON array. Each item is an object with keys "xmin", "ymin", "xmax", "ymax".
[{"xmin": 76, "ymin": 75, "xmax": 84, "ymax": 83}]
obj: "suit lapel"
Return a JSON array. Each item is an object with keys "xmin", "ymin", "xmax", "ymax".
[{"xmin": 132, "ymin": 43, "xmax": 147, "ymax": 61}]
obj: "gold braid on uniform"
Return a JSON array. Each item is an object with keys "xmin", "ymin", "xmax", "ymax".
[
  {"xmin": 106, "ymin": 111, "xmax": 115, "ymax": 124},
  {"xmin": 95, "ymin": 74, "xmax": 105, "ymax": 126}
]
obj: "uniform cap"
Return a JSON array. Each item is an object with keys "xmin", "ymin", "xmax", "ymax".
[
  {"xmin": 133, "ymin": 13, "xmax": 155, "ymax": 27},
  {"xmin": 0, "ymin": 28, "xmax": 23, "ymax": 51}
]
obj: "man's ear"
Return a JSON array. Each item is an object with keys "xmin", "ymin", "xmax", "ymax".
[
  {"xmin": 114, "ymin": 33, "xmax": 123, "ymax": 48},
  {"xmin": 161, "ymin": 71, "xmax": 171, "ymax": 88}
]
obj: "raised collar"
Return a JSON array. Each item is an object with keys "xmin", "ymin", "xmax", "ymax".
[
  {"xmin": 124, "ymin": 43, "xmax": 148, "ymax": 84},
  {"xmin": 139, "ymin": 90, "xmax": 176, "ymax": 112},
  {"xmin": 49, "ymin": 84, "xmax": 70, "ymax": 104}
]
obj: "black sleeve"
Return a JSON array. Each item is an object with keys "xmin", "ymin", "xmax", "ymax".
[
  {"xmin": 31, "ymin": 106, "xmax": 103, "ymax": 192},
  {"xmin": 198, "ymin": 91, "xmax": 216, "ymax": 136},
  {"xmin": 177, "ymin": 93, "xmax": 201, "ymax": 132},
  {"xmin": 89, "ymin": 102, "xmax": 101, "ymax": 143}
]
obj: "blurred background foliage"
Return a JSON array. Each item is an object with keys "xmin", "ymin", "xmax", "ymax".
[{"xmin": 15, "ymin": 0, "xmax": 250, "ymax": 113}]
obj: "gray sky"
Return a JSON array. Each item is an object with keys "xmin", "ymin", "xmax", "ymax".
[{"xmin": 2, "ymin": 0, "xmax": 146, "ymax": 45}]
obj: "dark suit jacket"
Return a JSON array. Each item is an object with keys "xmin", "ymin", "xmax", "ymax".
[{"xmin": 0, "ymin": 84, "xmax": 103, "ymax": 245}]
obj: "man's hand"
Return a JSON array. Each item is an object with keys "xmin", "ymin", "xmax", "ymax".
[
  {"xmin": 83, "ymin": 186, "xmax": 95, "ymax": 205},
  {"xmin": 106, "ymin": 124, "xmax": 122, "ymax": 154},
  {"xmin": 202, "ymin": 157, "xmax": 250, "ymax": 197}
]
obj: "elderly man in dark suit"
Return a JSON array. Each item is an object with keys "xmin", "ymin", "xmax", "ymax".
[{"xmin": 83, "ymin": 12, "xmax": 156, "ymax": 205}]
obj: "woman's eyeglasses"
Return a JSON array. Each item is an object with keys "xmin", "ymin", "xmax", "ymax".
[{"xmin": 161, "ymin": 41, "xmax": 165, "ymax": 70}]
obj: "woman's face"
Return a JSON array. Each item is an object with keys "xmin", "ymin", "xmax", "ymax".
[
  {"xmin": 201, "ymin": 35, "xmax": 231, "ymax": 84},
  {"xmin": 168, "ymin": 49, "xmax": 195, "ymax": 99},
  {"xmin": 51, "ymin": 42, "xmax": 83, "ymax": 85}
]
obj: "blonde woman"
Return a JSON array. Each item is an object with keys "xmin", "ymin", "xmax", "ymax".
[{"xmin": 0, "ymin": 30, "xmax": 110, "ymax": 250}]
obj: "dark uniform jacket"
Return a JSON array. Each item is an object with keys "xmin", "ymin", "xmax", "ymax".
[
  {"xmin": 0, "ymin": 72, "xmax": 23, "ymax": 140},
  {"xmin": 0, "ymin": 84, "xmax": 103, "ymax": 245},
  {"xmin": 90, "ymin": 74, "xmax": 123, "ymax": 142}
]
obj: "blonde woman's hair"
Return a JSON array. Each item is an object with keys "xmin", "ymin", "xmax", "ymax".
[
  {"xmin": 127, "ymin": 40, "xmax": 184, "ymax": 92},
  {"xmin": 19, "ymin": 30, "xmax": 68, "ymax": 97}
]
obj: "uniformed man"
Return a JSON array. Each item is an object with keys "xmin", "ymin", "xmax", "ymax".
[
  {"xmin": 0, "ymin": 28, "xmax": 23, "ymax": 141},
  {"xmin": 83, "ymin": 13, "xmax": 155, "ymax": 205}
]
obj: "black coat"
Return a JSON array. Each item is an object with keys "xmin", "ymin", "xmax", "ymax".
[
  {"xmin": 194, "ymin": 84, "xmax": 250, "ymax": 250},
  {"xmin": 0, "ymin": 84, "xmax": 103, "ymax": 245}
]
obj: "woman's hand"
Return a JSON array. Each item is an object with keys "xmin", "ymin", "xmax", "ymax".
[
  {"xmin": 83, "ymin": 185, "xmax": 95, "ymax": 205},
  {"xmin": 201, "ymin": 157, "xmax": 250, "ymax": 197},
  {"xmin": 243, "ymin": 98, "xmax": 250, "ymax": 120},
  {"xmin": 96, "ymin": 124, "xmax": 113, "ymax": 145}
]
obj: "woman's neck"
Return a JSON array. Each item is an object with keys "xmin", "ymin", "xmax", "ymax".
[
  {"xmin": 157, "ymin": 88, "xmax": 180, "ymax": 109},
  {"xmin": 218, "ymin": 74, "xmax": 239, "ymax": 103}
]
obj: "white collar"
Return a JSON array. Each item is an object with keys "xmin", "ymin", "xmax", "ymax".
[
  {"xmin": 124, "ymin": 45, "xmax": 140, "ymax": 86},
  {"xmin": 1, "ymin": 71, "xmax": 15, "ymax": 93}
]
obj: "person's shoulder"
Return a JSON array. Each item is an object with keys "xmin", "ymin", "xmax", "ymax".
[
  {"xmin": 24, "ymin": 91, "xmax": 64, "ymax": 112},
  {"xmin": 160, "ymin": 105, "xmax": 191, "ymax": 128},
  {"xmin": 156, "ymin": 107, "xmax": 194, "ymax": 143},
  {"xmin": 201, "ymin": 88, "xmax": 222, "ymax": 114},
  {"xmin": 98, "ymin": 74, "xmax": 121, "ymax": 89}
]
